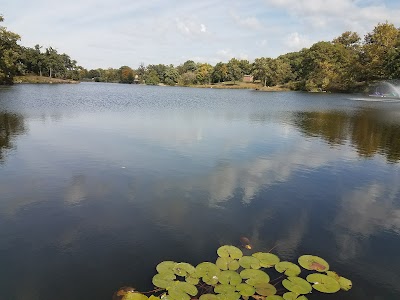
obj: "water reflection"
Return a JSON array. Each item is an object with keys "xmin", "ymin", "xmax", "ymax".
[
  {"xmin": 294, "ymin": 109, "xmax": 400, "ymax": 162},
  {"xmin": 0, "ymin": 112, "xmax": 26, "ymax": 161}
]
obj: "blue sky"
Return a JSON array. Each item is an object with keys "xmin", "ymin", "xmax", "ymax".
[{"xmin": 1, "ymin": 0, "xmax": 400, "ymax": 69}]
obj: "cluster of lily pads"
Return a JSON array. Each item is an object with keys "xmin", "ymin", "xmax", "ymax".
[{"xmin": 118, "ymin": 245, "xmax": 352, "ymax": 300}]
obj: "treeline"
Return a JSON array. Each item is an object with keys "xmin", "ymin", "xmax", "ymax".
[
  {"xmin": 1, "ymin": 16, "xmax": 84, "ymax": 84},
  {"xmin": 84, "ymin": 22, "xmax": 400, "ymax": 92},
  {"xmin": 1, "ymin": 13, "xmax": 400, "ymax": 92}
]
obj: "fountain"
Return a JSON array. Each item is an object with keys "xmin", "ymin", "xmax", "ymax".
[{"xmin": 368, "ymin": 80, "xmax": 400, "ymax": 99}]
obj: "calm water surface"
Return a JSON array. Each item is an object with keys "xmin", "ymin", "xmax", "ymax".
[{"xmin": 1, "ymin": 83, "xmax": 400, "ymax": 300}]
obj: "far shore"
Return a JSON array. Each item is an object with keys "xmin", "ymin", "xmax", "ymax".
[
  {"xmin": 13, "ymin": 75, "xmax": 79, "ymax": 84},
  {"xmin": 187, "ymin": 81, "xmax": 289, "ymax": 91}
]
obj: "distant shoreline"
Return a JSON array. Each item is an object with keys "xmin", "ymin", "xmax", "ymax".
[{"xmin": 13, "ymin": 75, "xmax": 79, "ymax": 84}]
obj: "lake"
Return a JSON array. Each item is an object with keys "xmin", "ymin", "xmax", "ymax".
[{"xmin": 1, "ymin": 83, "xmax": 400, "ymax": 300}]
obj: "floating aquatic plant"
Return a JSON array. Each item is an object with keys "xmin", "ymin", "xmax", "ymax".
[{"xmin": 115, "ymin": 244, "xmax": 352, "ymax": 300}]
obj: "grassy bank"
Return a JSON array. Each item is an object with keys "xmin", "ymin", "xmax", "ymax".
[
  {"xmin": 187, "ymin": 81, "xmax": 289, "ymax": 91},
  {"xmin": 13, "ymin": 75, "xmax": 79, "ymax": 84}
]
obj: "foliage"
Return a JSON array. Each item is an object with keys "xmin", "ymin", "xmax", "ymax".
[
  {"xmin": 0, "ymin": 16, "xmax": 20, "ymax": 84},
  {"xmin": 115, "ymin": 245, "xmax": 352, "ymax": 300}
]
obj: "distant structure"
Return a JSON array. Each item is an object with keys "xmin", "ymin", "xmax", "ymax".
[
  {"xmin": 134, "ymin": 74, "xmax": 140, "ymax": 84},
  {"xmin": 243, "ymin": 75, "xmax": 254, "ymax": 83}
]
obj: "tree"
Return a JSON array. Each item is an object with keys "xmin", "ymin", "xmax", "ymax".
[
  {"xmin": 211, "ymin": 62, "xmax": 228, "ymax": 83},
  {"xmin": 178, "ymin": 60, "xmax": 197, "ymax": 74},
  {"xmin": 196, "ymin": 63, "xmax": 213, "ymax": 84},
  {"xmin": 361, "ymin": 22, "xmax": 400, "ymax": 81},
  {"xmin": 164, "ymin": 65, "xmax": 179, "ymax": 85},
  {"xmin": 119, "ymin": 66, "xmax": 134, "ymax": 83},
  {"xmin": 227, "ymin": 58, "xmax": 243, "ymax": 84},
  {"xmin": 252, "ymin": 57, "xmax": 273, "ymax": 86},
  {"xmin": 0, "ymin": 16, "xmax": 21, "ymax": 84}
]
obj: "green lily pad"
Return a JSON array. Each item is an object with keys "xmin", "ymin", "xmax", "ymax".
[
  {"xmin": 219, "ymin": 270, "xmax": 242, "ymax": 286},
  {"xmin": 173, "ymin": 263, "xmax": 195, "ymax": 277},
  {"xmin": 325, "ymin": 271, "xmax": 339, "ymax": 280},
  {"xmin": 266, "ymin": 296, "xmax": 284, "ymax": 300},
  {"xmin": 196, "ymin": 262, "xmax": 220, "ymax": 285},
  {"xmin": 156, "ymin": 261, "xmax": 177, "ymax": 274},
  {"xmin": 122, "ymin": 292, "xmax": 149, "ymax": 300},
  {"xmin": 282, "ymin": 292, "xmax": 308, "ymax": 300},
  {"xmin": 239, "ymin": 256, "xmax": 261, "ymax": 269},
  {"xmin": 185, "ymin": 272, "xmax": 200, "ymax": 285},
  {"xmin": 326, "ymin": 271, "xmax": 352, "ymax": 291},
  {"xmin": 166, "ymin": 290, "xmax": 189, "ymax": 300},
  {"xmin": 166, "ymin": 281, "xmax": 198, "ymax": 300},
  {"xmin": 282, "ymin": 277, "xmax": 312, "ymax": 294},
  {"xmin": 214, "ymin": 284, "xmax": 237, "ymax": 294},
  {"xmin": 216, "ymin": 257, "xmax": 240, "ymax": 271},
  {"xmin": 275, "ymin": 262, "xmax": 301, "ymax": 276},
  {"xmin": 240, "ymin": 269, "xmax": 270, "ymax": 286},
  {"xmin": 152, "ymin": 273, "xmax": 176, "ymax": 289},
  {"xmin": 254, "ymin": 282, "xmax": 277, "ymax": 296},
  {"xmin": 306, "ymin": 274, "xmax": 340, "ymax": 293},
  {"xmin": 217, "ymin": 245, "xmax": 243, "ymax": 259},
  {"xmin": 196, "ymin": 262, "xmax": 220, "ymax": 277},
  {"xmin": 338, "ymin": 276, "xmax": 352, "ymax": 291},
  {"xmin": 298, "ymin": 255, "xmax": 329, "ymax": 272},
  {"xmin": 148, "ymin": 296, "xmax": 161, "ymax": 300},
  {"xmin": 199, "ymin": 295, "xmax": 218, "ymax": 300},
  {"xmin": 252, "ymin": 252, "xmax": 280, "ymax": 268},
  {"xmin": 236, "ymin": 283, "xmax": 256, "ymax": 296},
  {"xmin": 216, "ymin": 292, "xmax": 241, "ymax": 300}
]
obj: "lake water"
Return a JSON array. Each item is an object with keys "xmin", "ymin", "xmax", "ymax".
[{"xmin": 1, "ymin": 83, "xmax": 400, "ymax": 300}]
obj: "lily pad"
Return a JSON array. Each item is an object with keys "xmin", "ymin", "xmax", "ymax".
[
  {"xmin": 167, "ymin": 281, "xmax": 198, "ymax": 300},
  {"xmin": 214, "ymin": 284, "xmax": 237, "ymax": 294},
  {"xmin": 240, "ymin": 269, "xmax": 270, "ymax": 286},
  {"xmin": 306, "ymin": 274, "xmax": 340, "ymax": 293},
  {"xmin": 338, "ymin": 276, "xmax": 352, "ymax": 291},
  {"xmin": 199, "ymin": 295, "xmax": 218, "ymax": 300},
  {"xmin": 298, "ymin": 255, "xmax": 329, "ymax": 272},
  {"xmin": 173, "ymin": 263, "xmax": 195, "ymax": 277},
  {"xmin": 152, "ymin": 273, "xmax": 176, "ymax": 289},
  {"xmin": 185, "ymin": 273, "xmax": 199, "ymax": 285},
  {"xmin": 266, "ymin": 296, "xmax": 284, "ymax": 300},
  {"xmin": 282, "ymin": 277, "xmax": 312, "ymax": 294},
  {"xmin": 217, "ymin": 245, "xmax": 243, "ymax": 259},
  {"xmin": 156, "ymin": 261, "xmax": 177, "ymax": 274},
  {"xmin": 196, "ymin": 262, "xmax": 220, "ymax": 277},
  {"xmin": 325, "ymin": 271, "xmax": 339, "ymax": 280},
  {"xmin": 282, "ymin": 292, "xmax": 308, "ymax": 300},
  {"xmin": 122, "ymin": 292, "xmax": 149, "ymax": 300},
  {"xmin": 236, "ymin": 283, "xmax": 256, "ymax": 296},
  {"xmin": 196, "ymin": 262, "xmax": 220, "ymax": 285},
  {"xmin": 218, "ymin": 270, "xmax": 242, "ymax": 286},
  {"xmin": 275, "ymin": 262, "xmax": 301, "ymax": 276},
  {"xmin": 254, "ymin": 282, "xmax": 277, "ymax": 296},
  {"xmin": 148, "ymin": 296, "xmax": 161, "ymax": 300},
  {"xmin": 216, "ymin": 257, "xmax": 240, "ymax": 271},
  {"xmin": 239, "ymin": 256, "xmax": 261, "ymax": 269},
  {"xmin": 326, "ymin": 271, "xmax": 352, "ymax": 291},
  {"xmin": 252, "ymin": 252, "xmax": 280, "ymax": 268},
  {"xmin": 217, "ymin": 292, "xmax": 241, "ymax": 300}
]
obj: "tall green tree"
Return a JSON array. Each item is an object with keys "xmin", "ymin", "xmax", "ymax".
[
  {"xmin": 252, "ymin": 57, "xmax": 273, "ymax": 86},
  {"xmin": 361, "ymin": 22, "xmax": 400, "ymax": 81},
  {"xmin": 211, "ymin": 62, "xmax": 228, "ymax": 83},
  {"xmin": 227, "ymin": 58, "xmax": 242, "ymax": 84},
  {"xmin": 0, "ymin": 16, "xmax": 20, "ymax": 84}
]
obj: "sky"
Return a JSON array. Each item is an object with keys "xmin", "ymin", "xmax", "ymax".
[{"xmin": 1, "ymin": 0, "xmax": 400, "ymax": 69}]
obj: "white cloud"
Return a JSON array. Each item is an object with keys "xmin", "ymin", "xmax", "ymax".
[
  {"xmin": 230, "ymin": 10, "xmax": 264, "ymax": 30},
  {"xmin": 284, "ymin": 32, "xmax": 312, "ymax": 50}
]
